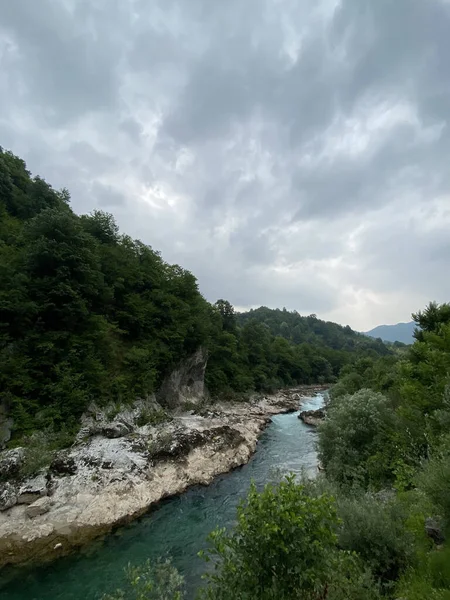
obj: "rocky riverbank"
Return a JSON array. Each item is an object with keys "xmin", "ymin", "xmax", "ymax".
[{"xmin": 0, "ymin": 385, "xmax": 326, "ymax": 569}]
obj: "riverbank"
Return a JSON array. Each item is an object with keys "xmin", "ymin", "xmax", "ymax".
[{"xmin": 0, "ymin": 385, "xmax": 326, "ymax": 569}]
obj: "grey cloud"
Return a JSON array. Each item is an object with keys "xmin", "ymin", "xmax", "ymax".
[
  {"xmin": 1, "ymin": 0, "xmax": 450, "ymax": 328},
  {"xmin": 0, "ymin": 0, "xmax": 123, "ymax": 124}
]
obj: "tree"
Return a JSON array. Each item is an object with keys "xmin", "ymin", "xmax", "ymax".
[
  {"xmin": 412, "ymin": 301, "xmax": 450, "ymax": 340},
  {"xmin": 215, "ymin": 299, "xmax": 236, "ymax": 332},
  {"xmin": 318, "ymin": 389, "xmax": 397, "ymax": 487}
]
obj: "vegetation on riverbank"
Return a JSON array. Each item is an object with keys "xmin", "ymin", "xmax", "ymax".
[
  {"xmin": 107, "ymin": 301, "xmax": 450, "ymax": 599},
  {"xmin": 0, "ymin": 148, "xmax": 388, "ymax": 443}
]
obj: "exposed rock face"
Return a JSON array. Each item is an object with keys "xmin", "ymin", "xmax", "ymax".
[
  {"xmin": 425, "ymin": 517, "xmax": 445, "ymax": 545},
  {"xmin": 0, "ymin": 388, "xmax": 315, "ymax": 568},
  {"xmin": 102, "ymin": 421, "xmax": 132, "ymax": 439},
  {"xmin": 17, "ymin": 474, "xmax": 48, "ymax": 504},
  {"xmin": 26, "ymin": 497, "xmax": 53, "ymax": 519},
  {"xmin": 0, "ymin": 402, "xmax": 13, "ymax": 450},
  {"xmin": 50, "ymin": 452, "xmax": 77, "ymax": 476},
  {"xmin": 0, "ymin": 482, "xmax": 18, "ymax": 511},
  {"xmin": 0, "ymin": 448, "xmax": 24, "ymax": 479},
  {"xmin": 157, "ymin": 347, "xmax": 208, "ymax": 409},
  {"xmin": 298, "ymin": 408, "xmax": 326, "ymax": 427}
]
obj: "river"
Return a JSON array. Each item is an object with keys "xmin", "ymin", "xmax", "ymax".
[{"xmin": 0, "ymin": 394, "xmax": 324, "ymax": 600}]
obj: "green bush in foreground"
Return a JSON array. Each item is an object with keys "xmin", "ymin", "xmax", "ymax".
[{"xmin": 198, "ymin": 476, "xmax": 380, "ymax": 600}]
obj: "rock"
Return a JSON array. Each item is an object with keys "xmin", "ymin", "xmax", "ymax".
[
  {"xmin": 0, "ymin": 448, "xmax": 25, "ymax": 479},
  {"xmin": 425, "ymin": 517, "xmax": 445, "ymax": 545},
  {"xmin": 0, "ymin": 403, "xmax": 13, "ymax": 450},
  {"xmin": 25, "ymin": 496, "xmax": 52, "ymax": 518},
  {"xmin": 18, "ymin": 474, "xmax": 48, "ymax": 504},
  {"xmin": 0, "ymin": 482, "xmax": 18, "ymax": 511},
  {"xmin": 54, "ymin": 543, "xmax": 63, "ymax": 550},
  {"xmin": 157, "ymin": 347, "xmax": 209, "ymax": 409},
  {"xmin": 102, "ymin": 421, "xmax": 131, "ymax": 439},
  {"xmin": 298, "ymin": 409, "xmax": 325, "ymax": 427},
  {"xmin": 50, "ymin": 452, "xmax": 77, "ymax": 476}
]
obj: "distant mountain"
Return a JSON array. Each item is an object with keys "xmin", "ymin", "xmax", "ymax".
[{"xmin": 365, "ymin": 321, "xmax": 416, "ymax": 345}]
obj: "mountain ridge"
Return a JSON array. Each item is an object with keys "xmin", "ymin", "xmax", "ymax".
[{"xmin": 365, "ymin": 321, "xmax": 415, "ymax": 344}]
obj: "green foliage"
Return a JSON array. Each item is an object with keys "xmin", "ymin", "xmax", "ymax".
[
  {"xmin": 137, "ymin": 407, "xmax": 171, "ymax": 428},
  {"xmin": 318, "ymin": 389, "xmax": 398, "ymax": 487},
  {"xmin": 17, "ymin": 428, "xmax": 76, "ymax": 477},
  {"xmin": 396, "ymin": 546, "xmax": 450, "ymax": 600},
  {"xmin": 416, "ymin": 453, "xmax": 450, "ymax": 530},
  {"xmin": 102, "ymin": 558, "xmax": 185, "ymax": 600},
  {"xmin": 337, "ymin": 492, "xmax": 418, "ymax": 589},
  {"xmin": 199, "ymin": 476, "xmax": 380, "ymax": 600}
]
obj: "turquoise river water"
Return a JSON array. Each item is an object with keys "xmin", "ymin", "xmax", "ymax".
[{"xmin": 0, "ymin": 394, "xmax": 324, "ymax": 600}]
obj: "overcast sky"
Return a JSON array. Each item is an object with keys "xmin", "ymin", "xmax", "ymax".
[{"xmin": 1, "ymin": 0, "xmax": 450, "ymax": 330}]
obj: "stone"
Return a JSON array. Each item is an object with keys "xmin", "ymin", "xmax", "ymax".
[
  {"xmin": 25, "ymin": 496, "xmax": 52, "ymax": 518},
  {"xmin": 425, "ymin": 517, "xmax": 445, "ymax": 545},
  {"xmin": 0, "ymin": 482, "xmax": 18, "ymax": 511},
  {"xmin": 18, "ymin": 473, "xmax": 48, "ymax": 504},
  {"xmin": 298, "ymin": 409, "xmax": 325, "ymax": 427},
  {"xmin": 0, "ymin": 402, "xmax": 13, "ymax": 450},
  {"xmin": 102, "ymin": 421, "xmax": 131, "ymax": 439},
  {"xmin": 0, "ymin": 448, "xmax": 25, "ymax": 479},
  {"xmin": 50, "ymin": 452, "xmax": 77, "ymax": 476}
]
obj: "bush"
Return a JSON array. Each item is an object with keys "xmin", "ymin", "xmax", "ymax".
[
  {"xmin": 395, "ymin": 546, "xmax": 450, "ymax": 600},
  {"xmin": 318, "ymin": 389, "xmax": 397, "ymax": 488},
  {"xmin": 336, "ymin": 492, "xmax": 417, "ymax": 589},
  {"xmin": 137, "ymin": 407, "xmax": 171, "ymax": 428},
  {"xmin": 102, "ymin": 558, "xmax": 185, "ymax": 600},
  {"xmin": 417, "ymin": 453, "xmax": 450, "ymax": 530},
  {"xmin": 199, "ymin": 475, "xmax": 380, "ymax": 600},
  {"xmin": 18, "ymin": 427, "xmax": 76, "ymax": 477}
]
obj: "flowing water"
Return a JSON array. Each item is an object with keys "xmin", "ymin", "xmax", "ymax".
[{"xmin": 0, "ymin": 394, "xmax": 324, "ymax": 600}]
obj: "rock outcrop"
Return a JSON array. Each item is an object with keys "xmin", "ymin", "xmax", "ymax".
[
  {"xmin": 157, "ymin": 347, "xmax": 209, "ymax": 409},
  {"xmin": 298, "ymin": 408, "xmax": 326, "ymax": 427}
]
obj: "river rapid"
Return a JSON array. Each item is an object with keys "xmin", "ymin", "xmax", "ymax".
[{"xmin": 0, "ymin": 394, "xmax": 324, "ymax": 600}]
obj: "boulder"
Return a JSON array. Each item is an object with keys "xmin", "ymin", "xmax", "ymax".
[
  {"xmin": 18, "ymin": 473, "xmax": 48, "ymax": 504},
  {"xmin": 298, "ymin": 409, "xmax": 325, "ymax": 427},
  {"xmin": 0, "ymin": 448, "xmax": 25, "ymax": 479},
  {"xmin": 50, "ymin": 451, "xmax": 77, "ymax": 476},
  {"xmin": 0, "ymin": 482, "xmax": 18, "ymax": 511},
  {"xmin": 25, "ymin": 496, "xmax": 52, "ymax": 518},
  {"xmin": 425, "ymin": 517, "xmax": 445, "ymax": 545},
  {"xmin": 102, "ymin": 421, "xmax": 131, "ymax": 439}
]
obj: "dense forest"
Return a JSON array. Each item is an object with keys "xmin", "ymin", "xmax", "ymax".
[{"xmin": 0, "ymin": 148, "xmax": 390, "ymax": 441}]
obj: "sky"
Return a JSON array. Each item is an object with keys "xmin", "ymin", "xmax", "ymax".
[{"xmin": 1, "ymin": 0, "xmax": 450, "ymax": 331}]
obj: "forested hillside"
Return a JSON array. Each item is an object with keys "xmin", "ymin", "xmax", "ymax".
[
  {"xmin": 238, "ymin": 306, "xmax": 389, "ymax": 353},
  {"xmin": 0, "ymin": 148, "xmax": 389, "ymax": 443}
]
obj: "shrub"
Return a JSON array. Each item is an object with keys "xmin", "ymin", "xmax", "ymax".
[
  {"xmin": 417, "ymin": 453, "xmax": 450, "ymax": 530},
  {"xmin": 336, "ymin": 492, "xmax": 417, "ymax": 589},
  {"xmin": 318, "ymin": 389, "xmax": 397, "ymax": 488},
  {"xmin": 18, "ymin": 427, "xmax": 76, "ymax": 477},
  {"xmin": 198, "ymin": 475, "xmax": 380, "ymax": 600},
  {"xmin": 102, "ymin": 558, "xmax": 185, "ymax": 600}
]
